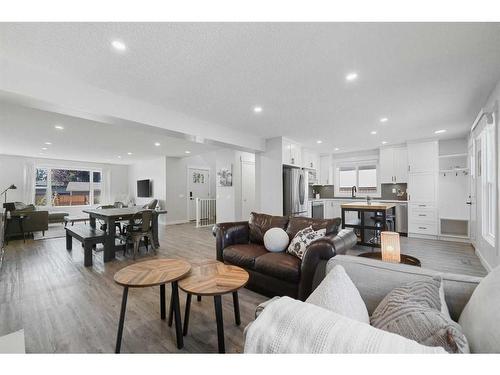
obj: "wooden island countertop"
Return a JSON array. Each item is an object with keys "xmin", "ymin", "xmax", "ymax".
[{"xmin": 340, "ymin": 201, "xmax": 396, "ymax": 210}]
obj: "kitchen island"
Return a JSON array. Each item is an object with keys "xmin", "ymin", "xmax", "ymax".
[{"xmin": 341, "ymin": 202, "xmax": 396, "ymax": 247}]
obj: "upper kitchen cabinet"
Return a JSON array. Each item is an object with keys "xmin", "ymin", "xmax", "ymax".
[
  {"xmin": 302, "ymin": 149, "xmax": 320, "ymax": 170},
  {"xmin": 407, "ymin": 141, "xmax": 438, "ymax": 173},
  {"xmin": 379, "ymin": 146, "xmax": 408, "ymax": 183},
  {"xmin": 319, "ymin": 154, "xmax": 333, "ymax": 185},
  {"xmin": 282, "ymin": 138, "xmax": 302, "ymax": 167}
]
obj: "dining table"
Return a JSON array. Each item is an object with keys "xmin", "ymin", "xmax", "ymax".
[{"xmin": 82, "ymin": 207, "xmax": 167, "ymax": 262}]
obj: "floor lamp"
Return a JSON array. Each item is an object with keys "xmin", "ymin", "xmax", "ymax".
[{"xmin": 1, "ymin": 184, "xmax": 17, "ymax": 207}]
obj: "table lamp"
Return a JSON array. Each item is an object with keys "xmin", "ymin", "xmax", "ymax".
[{"xmin": 381, "ymin": 231, "xmax": 401, "ymax": 263}]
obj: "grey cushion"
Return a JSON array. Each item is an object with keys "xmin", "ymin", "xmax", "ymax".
[
  {"xmin": 459, "ymin": 265, "xmax": 500, "ymax": 353},
  {"xmin": 371, "ymin": 277, "xmax": 469, "ymax": 353},
  {"xmin": 325, "ymin": 255, "xmax": 482, "ymax": 321},
  {"xmin": 306, "ymin": 265, "xmax": 369, "ymax": 324}
]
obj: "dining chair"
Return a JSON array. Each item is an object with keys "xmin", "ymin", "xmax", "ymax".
[
  {"xmin": 121, "ymin": 210, "xmax": 156, "ymax": 260},
  {"xmin": 142, "ymin": 199, "xmax": 158, "ymax": 209}
]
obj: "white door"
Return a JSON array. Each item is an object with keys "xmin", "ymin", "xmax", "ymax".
[
  {"xmin": 241, "ymin": 161, "xmax": 255, "ymax": 220},
  {"xmin": 467, "ymin": 139, "xmax": 480, "ymax": 247},
  {"xmin": 188, "ymin": 168, "xmax": 210, "ymax": 221}
]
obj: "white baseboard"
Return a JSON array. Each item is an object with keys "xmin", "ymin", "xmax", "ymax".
[
  {"xmin": 164, "ymin": 220, "xmax": 189, "ymax": 226},
  {"xmin": 474, "ymin": 248, "xmax": 493, "ymax": 273}
]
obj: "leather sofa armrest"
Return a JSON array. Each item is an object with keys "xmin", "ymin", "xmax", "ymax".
[
  {"xmin": 298, "ymin": 229, "xmax": 357, "ymax": 301},
  {"xmin": 213, "ymin": 221, "xmax": 250, "ymax": 261}
]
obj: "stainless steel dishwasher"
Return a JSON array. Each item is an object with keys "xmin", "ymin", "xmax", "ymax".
[
  {"xmin": 395, "ymin": 203, "xmax": 408, "ymax": 234},
  {"xmin": 312, "ymin": 201, "xmax": 324, "ymax": 219}
]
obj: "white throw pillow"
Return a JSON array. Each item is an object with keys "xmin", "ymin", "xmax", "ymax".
[
  {"xmin": 263, "ymin": 227, "xmax": 289, "ymax": 252},
  {"xmin": 287, "ymin": 226, "xmax": 326, "ymax": 259},
  {"xmin": 459, "ymin": 265, "xmax": 500, "ymax": 353},
  {"xmin": 306, "ymin": 265, "xmax": 370, "ymax": 324}
]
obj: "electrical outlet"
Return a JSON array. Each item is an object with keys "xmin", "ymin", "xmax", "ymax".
[{"xmin": 392, "ymin": 188, "xmax": 396, "ymax": 193}]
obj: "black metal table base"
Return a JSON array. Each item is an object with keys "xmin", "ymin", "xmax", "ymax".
[
  {"xmin": 115, "ymin": 281, "xmax": 183, "ymax": 353},
  {"xmin": 182, "ymin": 291, "xmax": 241, "ymax": 353}
]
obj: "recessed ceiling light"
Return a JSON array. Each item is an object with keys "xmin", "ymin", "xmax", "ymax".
[
  {"xmin": 54, "ymin": 125, "xmax": 64, "ymax": 130},
  {"xmin": 334, "ymin": 147, "xmax": 340, "ymax": 151},
  {"xmin": 185, "ymin": 150, "xmax": 191, "ymax": 154},
  {"xmin": 154, "ymin": 142, "xmax": 161, "ymax": 147},
  {"xmin": 316, "ymin": 140, "xmax": 323, "ymax": 144},
  {"xmin": 111, "ymin": 40, "xmax": 127, "ymax": 51},
  {"xmin": 41, "ymin": 147, "xmax": 48, "ymax": 150},
  {"xmin": 382, "ymin": 141, "xmax": 388, "ymax": 145},
  {"xmin": 117, "ymin": 156, "xmax": 122, "ymax": 159},
  {"xmin": 434, "ymin": 129, "xmax": 447, "ymax": 134},
  {"xmin": 370, "ymin": 131, "xmax": 377, "ymax": 135},
  {"xmin": 44, "ymin": 142, "xmax": 52, "ymax": 145},
  {"xmin": 345, "ymin": 72, "xmax": 358, "ymax": 81},
  {"xmin": 253, "ymin": 106, "xmax": 263, "ymax": 113},
  {"xmin": 127, "ymin": 152, "xmax": 132, "ymax": 155},
  {"xmin": 380, "ymin": 117, "xmax": 388, "ymax": 123}
]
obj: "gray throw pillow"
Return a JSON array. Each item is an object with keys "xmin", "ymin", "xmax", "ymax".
[{"xmin": 370, "ymin": 277, "xmax": 469, "ymax": 353}]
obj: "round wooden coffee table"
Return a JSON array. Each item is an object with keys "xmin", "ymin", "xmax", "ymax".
[
  {"xmin": 178, "ymin": 259, "xmax": 249, "ymax": 353},
  {"xmin": 358, "ymin": 251, "xmax": 421, "ymax": 267},
  {"xmin": 113, "ymin": 258, "xmax": 191, "ymax": 353}
]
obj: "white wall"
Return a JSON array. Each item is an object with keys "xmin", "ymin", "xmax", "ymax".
[
  {"xmin": 471, "ymin": 80, "xmax": 500, "ymax": 271},
  {"xmin": 128, "ymin": 157, "xmax": 167, "ymax": 223},
  {"xmin": 255, "ymin": 137, "xmax": 283, "ymax": 216},
  {"xmin": 164, "ymin": 152, "xmax": 216, "ymax": 224},
  {"xmin": 0, "ymin": 154, "xmax": 129, "ymax": 216}
]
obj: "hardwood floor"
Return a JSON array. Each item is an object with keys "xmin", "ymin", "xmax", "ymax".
[{"xmin": 0, "ymin": 223, "xmax": 486, "ymax": 353}]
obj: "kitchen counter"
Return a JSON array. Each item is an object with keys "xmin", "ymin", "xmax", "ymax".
[
  {"xmin": 309, "ymin": 198, "xmax": 407, "ymax": 203},
  {"xmin": 341, "ymin": 202, "xmax": 396, "ymax": 210}
]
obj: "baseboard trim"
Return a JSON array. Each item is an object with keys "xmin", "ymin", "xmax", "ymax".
[
  {"xmin": 475, "ymin": 248, "xmax": 493, "ymax": 273},
  {"xmin": 165, "ymin": 220, "xmax": 189, "ymax": 226}
]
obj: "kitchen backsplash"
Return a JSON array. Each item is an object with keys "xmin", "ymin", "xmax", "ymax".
[
  {"xmin": 311, "ymin": 185, "xmax": 335, "ymax": 198},
  {"xmin": 381, "ymin": 183, "xmax": 408, "ymax": 200}
]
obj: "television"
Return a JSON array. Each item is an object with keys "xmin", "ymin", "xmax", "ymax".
[{"xmin": 137, "ymin": 179, "xmax": 151, "ymax": 197}]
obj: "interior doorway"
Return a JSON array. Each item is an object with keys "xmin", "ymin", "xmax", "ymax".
[
  {"xmin": 187, "ymin": 167, "xmax": 211, "ymax": 221},
  {"xmin": 241, "ymin": 160, "xmax": 255, "ymax": 220}
]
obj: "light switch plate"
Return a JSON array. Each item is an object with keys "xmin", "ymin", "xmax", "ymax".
[{"xmin": 392, "ymin": 188, "xmax": 396, "ymax": 193}]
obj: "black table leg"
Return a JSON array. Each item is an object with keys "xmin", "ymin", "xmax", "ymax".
[
  {"xmin": 152, "ymin": 213, "xmax": 160, "ymax": 248},
  {"xmin": 183, "ymin": 294, "xmax": 192, "ymax": 336},
  {"xmin": 214, "ymin": 295, "xmax": 225, "ymax": 353},
  {"xmin": 89, "ymin": 216, "xmax": 96, "ymax": 229},
  {"xmin": 197, "ymin": 295, "xmax": 202, "ymax": 302},
  {"xmin": 171, "ymin": 281, "xmax": 183, "ymax": 349},
  {"xmin": 115, "ymin": 286, "xmax": 129, "ymax": 353},
  {"xmin": 103, "ymin": 217, "xmax": 116, "ymax": 262},
  {"xmin": 232, "ymin": 291, "xmax": 241, "ymax": 326},
  {"xmin": 160, "ymin": 284, "xmax": 166, "ymax": 320},
  {"xmin": 168, "ymin": 292, "xmax": 173, "ymax": 326}
]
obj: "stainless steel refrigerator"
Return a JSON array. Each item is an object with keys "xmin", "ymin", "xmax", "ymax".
[{"xmin": 283, "ymin": 165, "xmax": 308, "ymax": 217}]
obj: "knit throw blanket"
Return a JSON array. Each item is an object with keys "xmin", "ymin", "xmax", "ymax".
[{"xmin": 244, "ymin": 296, "xmax": 445, "ymax": 354}]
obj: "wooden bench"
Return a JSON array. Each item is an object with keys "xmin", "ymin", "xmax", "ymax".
[
  {"xmin": 65, "ymin": 226, "xmax": 107, "ymax": 267},
  {"xmin": 64, "ymin": 216, "xmax": 89, "ymax": 227}
]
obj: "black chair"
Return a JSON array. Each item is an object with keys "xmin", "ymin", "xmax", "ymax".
[
  {"xmin": 142, "ymin": 199, "xmax": 158, "ymax": 209},
  {"xmin": 121, "ymin": 210, "xmax": 156, "ymax": 260}
]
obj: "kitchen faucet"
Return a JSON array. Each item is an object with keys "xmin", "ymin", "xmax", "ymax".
[{"xmin": 351, "ymin": 186, "xmax": 357, "ymax": 198}]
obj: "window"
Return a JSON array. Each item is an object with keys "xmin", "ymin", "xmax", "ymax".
[
  {"xmin": 34, "ymin": 167, "xmax": 103, "ymax": 207},
  {"xmin": 481, "ymin": 123, "xmax": 496, "ymax": 246},
  {"xmin": 337, "ymin": 163, "xmax": 378, "ymax": 195}
]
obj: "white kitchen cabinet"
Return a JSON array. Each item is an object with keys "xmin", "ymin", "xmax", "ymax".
[
  {"xmin": 282, "ymin": 138, "xmax": 302, "ymax": 166},
  {"xmin": 379, "ymin": 146, "xmax": 408, "ymax": 183},
  {"xmin": 408, "ymin": 172, "xmax": 437, "ymax": 202},
  {"xmin": 319, "ymin": 155, "xmax": 333, "ymax": 185},
  {"xmin": 408, "ymin": 141, "xmax": 438, "ymax": 173},
  {"xmin": 324, "ymin": 200, "xmax": 335, "ymax": 219},
  {"xmin": 302, "ymin": 149, "xmax": 320, "ymax": 170}
]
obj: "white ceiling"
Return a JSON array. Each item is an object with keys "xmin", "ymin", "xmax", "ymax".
[
  {"xmin": 1, "ymin": 23, "xmax": 500, "ymax": 153},
  {"xmin": 0, "ymin": 101, "xmax": 219, "ymax": 164}
]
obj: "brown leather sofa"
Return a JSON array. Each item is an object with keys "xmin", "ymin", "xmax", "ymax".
[{"xmin": 214, "ymin": 212, "xmax": 357, "ymax": 301}]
